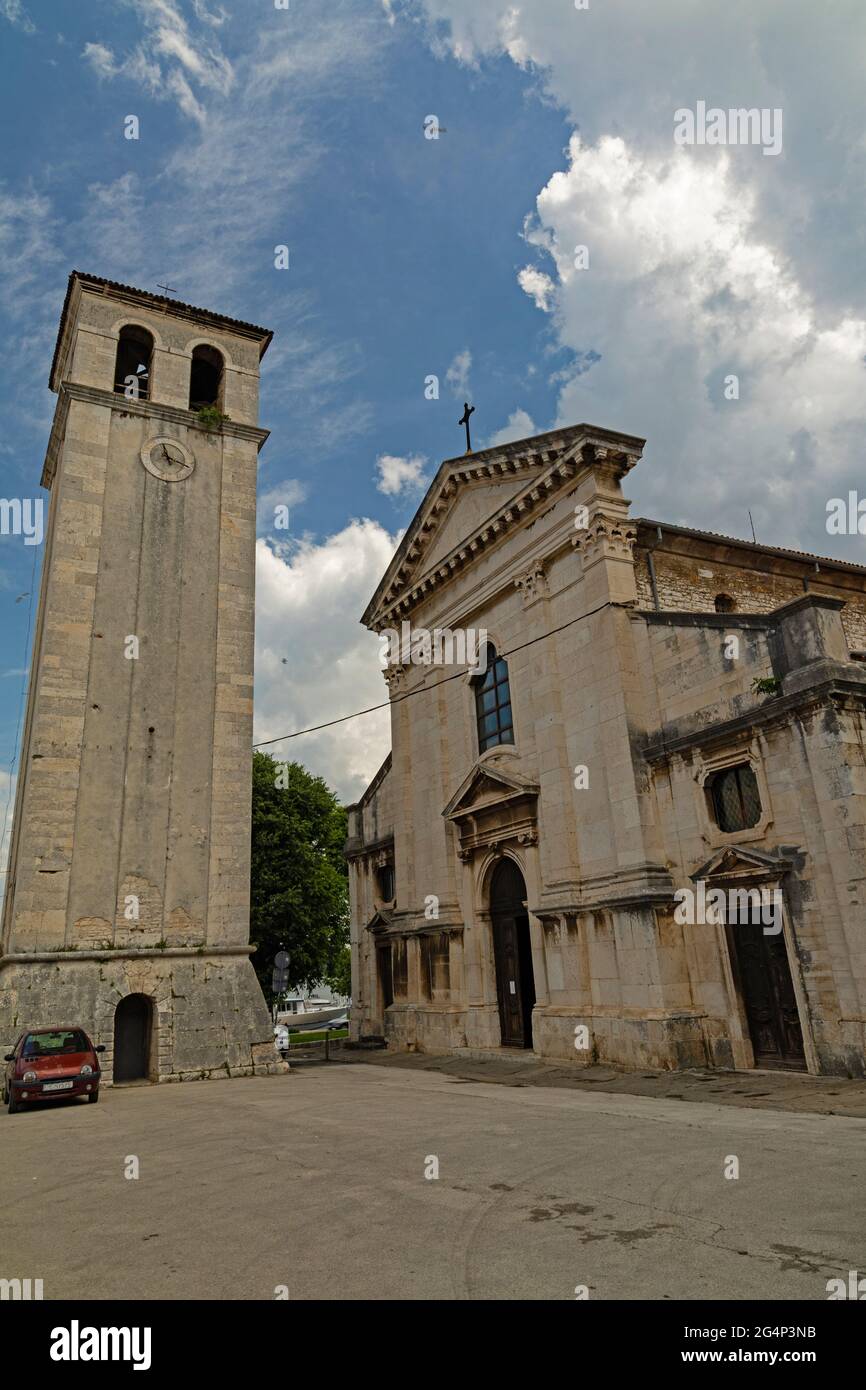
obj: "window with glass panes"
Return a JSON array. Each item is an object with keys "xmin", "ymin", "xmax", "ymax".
[
  {"xmin": 475, "ymin": 647, "xmax": 514, "ymax": 753},
  {"xmin": 709, "ymin": 763, "xmax": 762, "ymax": 832}
]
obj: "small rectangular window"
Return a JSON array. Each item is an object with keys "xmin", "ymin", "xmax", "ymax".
[
  {"xmin": 710, "ymin": 764, "xmax": 761, "ymax": 832},
  {"xmin": 376, "ymin": 863, "xmax": 394, "ymax": 902}
]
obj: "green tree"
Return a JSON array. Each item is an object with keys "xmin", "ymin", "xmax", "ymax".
[
  {"xmin": 325, "ymin": 943, "xmax": 352, "ymax": 998},
  {"xmin": 250, "ymin": 751, "xmax": 349, "ymax": 1004}
]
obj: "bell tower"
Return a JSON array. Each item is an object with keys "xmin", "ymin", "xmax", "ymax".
[{"xmin": 0, "ymin": 272, "xmax": 284, "ymax": 1082}]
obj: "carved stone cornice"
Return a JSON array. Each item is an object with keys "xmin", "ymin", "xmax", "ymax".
[
  {"xmin": 514, "ymin": 561, "xmax": 549, "ymax": 607},
  {"xmin": 571, "ymin": 511, "xmax": 637, "ymax": 566},
  {"xmin": 535, "ymin": 863, "xmax": 675, "ymax": 916},
  {"xmin": 382, "ymin": 664, "xmax": 409, "ymax": 696},
  {"xmin": 344, "ymin": 831, "xmax": 395, "ymax": 865},
  {"xmin": 377, "ymin": 458, "xmax": 574, "ymax": 627},
  {"xmin": 362, "ymin": 424, "xmax": 646, "ymax": 631}
]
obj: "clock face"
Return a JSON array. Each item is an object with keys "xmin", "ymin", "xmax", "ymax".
[{"xmin": 140, "ymin": 436, "xmax": 195, "ymax": 482}]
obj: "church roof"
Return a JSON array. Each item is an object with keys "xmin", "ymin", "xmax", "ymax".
[
  {"xmin": 49, "ymin": 271, "xmax": 273, "ymax": 388},
  {"xmin": 636, "ymin": 518, "xmax": 866, "ymax": 578},
  {"xmin": 361, "ymin": 421, "xmax": 645, "ymax": 630}
]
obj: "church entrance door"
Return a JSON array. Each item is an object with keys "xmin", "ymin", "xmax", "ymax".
[
  {"xmin": 490, "ymin": 859, "xmax": 535, "ymax": 1048},
  {"xmin": 726, "ymin": 909, "xmax": 806, "ymax": 1070}
]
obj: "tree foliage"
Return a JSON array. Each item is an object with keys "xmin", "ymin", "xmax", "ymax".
[{"xmin": 250, "ymin": 751, "xmax": 349, "ymax": 1002}]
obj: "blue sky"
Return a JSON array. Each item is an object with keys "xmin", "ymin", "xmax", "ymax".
[{"xmin": 1, "ymin": 0, "xmax": 865, "ymax": 825}]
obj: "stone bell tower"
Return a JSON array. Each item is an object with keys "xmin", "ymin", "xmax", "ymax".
[{"xmin": 0, "ymin": 272, "xmax": 284, "ymax": 1082}]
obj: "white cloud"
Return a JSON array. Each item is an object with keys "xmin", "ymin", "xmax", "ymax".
[
  {"xmin": 256, "ymin": 478, "xmax": 308, "ymax": 533},
  {"xmin": 81, "ymin": 0, "xmax": 234, "ymax": 123},
  {"xmin": 0, "ymin": 184, "xmax": 65, "ymax": 443},
  {"xmin": 71, "ymin": 5, "xmax": 389, "ymax": 312},
  {"xmin": 0, "ymin": 0, "xmax": 34, "ymax": 33},
  {"xmin": 418, "ymin": 0, "xmax": 866, "ymax": 558},
  {"xmin": 517, "ymin": 265, "xmax": 555, "ymax": 312},
  {"xmin": 0, "ymin": 185, "xmax": 61, "ymax": 308},
  {"xmin": 82, "ymin": 42, "xmax": 117, "ymax": 78},
  {"xmin": 375, "ymin": 453, "xmax": 429, "ymax": 497},
  {"xmin": 522, "ymin": 132, "xmax": 866, "ymax": 546},
  {"xmin": 191, "ymin": 0, "xmax": 228, "ymax": 27},
  {"xmin": 486, "ymin": 408, "xmax": 536, "ymax": 448},
  {"xmin": 445, "ymin": 347, "xmax": 472, "ymax": 397},
  {"xmin": 254, "ymin": 523, "xmax": 398, "ymax": 801},
  {"xmin": 75, "ymin": 173, "xmax": 148, "ymax": 271},
  {"xmin": 166, "ymin": 68, "xmax": 207, "ymax": 125},
  {"xmin": 381, "ymin": 0, "xmax": 397, "ymax": 25}
]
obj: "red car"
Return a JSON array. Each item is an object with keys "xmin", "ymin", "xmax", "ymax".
[{"xmin": 3, "ymin": 1026, "xmax": 105, "ymax": 1114}]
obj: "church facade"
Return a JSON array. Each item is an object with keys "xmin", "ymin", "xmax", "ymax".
[{"xmin": 346, "ymin": 423, "xmax": 866, "ymax": 1076}]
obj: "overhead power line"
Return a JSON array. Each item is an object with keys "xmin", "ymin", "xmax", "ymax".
[{"xmin": 253, "ymin": 599, "xmax": 616, "ymax": 749}]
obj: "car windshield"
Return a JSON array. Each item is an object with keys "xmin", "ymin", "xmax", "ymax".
[{"xmin": 22, "ymin": 1030, "xmax": 89, "ymax": 1057}]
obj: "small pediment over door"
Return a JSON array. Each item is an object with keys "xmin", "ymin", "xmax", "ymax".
[
  {"xmin": 443, "ymin": 763, "xmax": 539, "ymax": 860},
  {"xmin": 691, "ymin": 846, "xmax": 793, "ymax": 885},
  {"xmin": 366, "ymin": 908, "xmax": 394, "ymax": 936}
]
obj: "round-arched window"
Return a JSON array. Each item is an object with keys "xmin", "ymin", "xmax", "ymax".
[
  {"xmin": 189, "ymin": 344, "xmax": 224, "ymax": 410},
  {"xmin": 114, "ymin": 325, "xmax": 154, "ymax": 401},
  {"xmin": 474, "ymin": 645, "xmax": 515, "ymax": 753}
]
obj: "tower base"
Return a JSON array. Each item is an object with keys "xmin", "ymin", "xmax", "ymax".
[{"xmin": 0, "ymin": 948, "xmax": 287, "ymax": 1083}]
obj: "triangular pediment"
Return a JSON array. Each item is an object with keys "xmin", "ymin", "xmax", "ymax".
[
  {"xmin": 361, "ymin": 422, "xmax": 645, "ymax": 631},
  {"xmin": 443, "ymin": 762, "xmax": 539, "ymax": 822},
  {"xmin": 366, "ymin": 908, "xmax": 393, "ymax": 934},
  {"xmin": 422, "ymin": 473, "xmax": 545, "ymax": 573},
  {"xmin": 691, "ymin": 846, "xmax": 792, "ymax": 881}
]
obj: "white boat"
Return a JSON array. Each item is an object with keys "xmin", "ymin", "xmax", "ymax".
[{"xmin": 276, "ymin": 995, "xmax": 350, "ymax": 1031}]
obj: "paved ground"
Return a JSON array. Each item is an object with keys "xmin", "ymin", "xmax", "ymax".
[
  {"xmin": 3, "ymin": 1064, "xmax": 864, "ymax": 1300},
  {"xmin": 331, "ymin": 1046, "xmax": 866, "ymax": 1117}
]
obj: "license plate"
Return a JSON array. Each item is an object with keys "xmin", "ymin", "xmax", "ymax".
[{"xmin": 43, "ymin": 1080, "xmax": 74, "ymax": 1092}]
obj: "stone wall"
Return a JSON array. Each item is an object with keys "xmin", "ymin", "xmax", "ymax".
[
  {"xmin": 0, "ymin": 275, "xmax": 282, "ymax": 1082},
  {"xmin": 0, "ymin": 951, "xmax": 283, "ymax": 1082},
  {"xmin": 634, "ymin": 527, "xmax": 866, "ymax": 650}
]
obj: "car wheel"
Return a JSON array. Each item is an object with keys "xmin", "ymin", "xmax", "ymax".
[
  {"xmin": 87, "ymin": 1089, "xmax": 99, "ymax": 1104},
  {"xmin": 8, "ymin": 1088, "xmax": 20, "ymax": 1115}
]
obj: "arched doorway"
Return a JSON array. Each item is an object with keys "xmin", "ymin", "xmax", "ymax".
[
  {"xmin": 113, "ymin": 994, "xmax": 154, "ymax": 1082},
  {"xmin": 489, "ymin": 859, "xmax": 535, "ymax": 1048}
]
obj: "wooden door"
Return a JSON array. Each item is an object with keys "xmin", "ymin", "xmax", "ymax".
[
  {"xmin": 377, "ymin": 943, "xmax": 393, "ymax": 1010},
  {"xmin": 727, "ymin": 914, "xmax": 806, "ymax": 1069},
  {"xmin": 490, "ymin": 860, "xmax": 535, "ymax": 1049},
  {"xmin": 493, "ymin": 913, "xmax": 526, "ymax": 1046}
]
